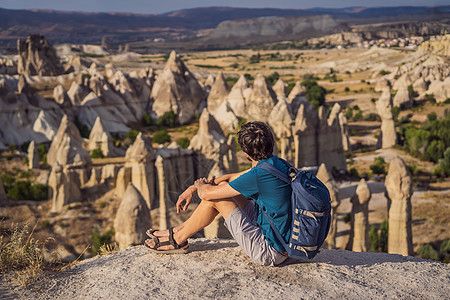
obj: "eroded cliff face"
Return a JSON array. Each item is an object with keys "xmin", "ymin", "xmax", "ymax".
[{"xmin": 203, "ymin": 15, "xmax": 345, "ymax": 46}]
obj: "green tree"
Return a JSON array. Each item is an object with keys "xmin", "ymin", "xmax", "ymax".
[
  {"xmin": 404, "ymin": 128, "xmax": 430, "ymax": 157},
  {"xmin": 153, "ymin": 129, "xmax": 171, "ymax": 144},
  {"xmin": 439, "ymin": 148, "xmax": 450, "ymax": 176},
  {"xmin": 91, "ymin": 148, "xmax": 105, "ymax": 159},
  {"xmin": 379, "ymin": 219, "xmax": 388, "ymax": 253},
  {"xmin": 426, "ymin": 140, "xmax": 445, "ymax": 163},
  {"xmin": 124, "ymin": 130, "xmax": 140, "ymax": 146},
  {"xmin": 369, "ymin": 225, "xmax": 380, "ymax": 252},
  {"xmin": 391, "ymin": 106, "xmax": 400, "ymax": 121},
  {"xmin": 31, "ymin": 184, "xmax": 49, "ymax": 201},
  {"xmin": 176, "ymin": 137, "xmax": 190, "ymax": 149},
  {"xmin": 416, "ymin": 244, "xmax": 438, "ymax": 261},
  {"xmin": 37, "ymin": 144, "xmax": 48, "ymax": 164},
  {"xmin": 370, "ymin": 157, "xmax": 387, "ymax": 175},
  {"xmin": 141, "ymin": 113, "xmax": 153, "ymax": 126},
  {"xmin": 427, "ymin": 112, "xmax": 437, "ymax": 122},
  {"xmin": 301, "ymin": 80, "xmax": 326, "ymax": 109},
  {"xmin": 407, "ymin": 85, "xmax": 416, "ymax": 98},
  {"xmin": 440, "ymin": 239, "xmax": 450, "ymax": 253},
  {"xmin": 265, "ymin": 72, "xmax": 279, "ymax": 86},
  {"xmin": 7, "ymin": 180, "xmax": 31, "ymax": 200},
  {"xmin": 156, "ymin": 111, "xmax": 177, "ymax": 128}
]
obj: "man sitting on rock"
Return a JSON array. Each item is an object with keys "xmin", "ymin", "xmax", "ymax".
[{"xmin": 145, "ymin": 121, "xmax": 291, "ymax": 266}]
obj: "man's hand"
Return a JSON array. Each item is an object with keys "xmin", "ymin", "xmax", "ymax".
[{"xmin": 176, "ymin": 185, "xmax": 196, "ymax": 213}]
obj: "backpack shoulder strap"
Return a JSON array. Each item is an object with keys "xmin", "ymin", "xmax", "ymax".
[{"xmin": 256, "ymin": 162, "xmax": 291, "ymax": 184}]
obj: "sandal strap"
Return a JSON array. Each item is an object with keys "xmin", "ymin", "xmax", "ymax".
[
  {"xmin": 168, "ymin": 227, "xmax": 188, "ymax": 249},
  {"xmin": 168, "ymin": 227, "xmax": 178, "ymax": 248}
]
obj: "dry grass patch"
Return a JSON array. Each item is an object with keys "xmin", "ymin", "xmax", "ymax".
[{"xmin": 0, "ymin": 222, "xmax": 60, "ymax": 287}]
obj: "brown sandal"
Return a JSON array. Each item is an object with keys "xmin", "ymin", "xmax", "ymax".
[{"xmin": 144, "ymin": 227, "xmax": 189, "ymax": 254}]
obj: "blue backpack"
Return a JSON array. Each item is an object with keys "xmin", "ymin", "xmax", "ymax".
[{"xmin": 257, "ymin": 159, "xmax": 331, "ymax": 260}]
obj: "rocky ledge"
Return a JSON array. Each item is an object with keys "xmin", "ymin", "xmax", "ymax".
[{"xmin": 7, "ymin": 238, "xmax": 450, "ymax": 299}]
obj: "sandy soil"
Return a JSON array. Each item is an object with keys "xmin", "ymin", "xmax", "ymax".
[{"xmin": 2, "ymin": 239, "xmax": 449, "ymax": 299}]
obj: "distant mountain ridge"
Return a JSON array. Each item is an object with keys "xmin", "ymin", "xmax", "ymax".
[{"xmin": 0, "ymin": 5, "xmax": 449, "ymax": 48}]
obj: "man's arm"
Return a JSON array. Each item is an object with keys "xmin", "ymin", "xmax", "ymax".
[
  {"xmin": 211, "ymin": 168, "xmax": 251, "ymax": 185},
  {"xmin": 194, "ymin": 178, "xmax": 241, "ymax": 201},
  {"xmin": 176, "ymin": 168, "xmax": 251, "ymax": 213}
]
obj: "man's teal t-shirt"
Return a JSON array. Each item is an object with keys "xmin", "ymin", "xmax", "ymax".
[{"xmin": 228, "ymin": 155, "xmax": 292, "ymax": 253}]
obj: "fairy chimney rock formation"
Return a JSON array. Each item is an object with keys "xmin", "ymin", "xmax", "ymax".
[
  {"xmin": 288, "ymin": 81, "xmax": 306, "ymax": 102},
  {"xmin": 155, "ymin": 155, "xmax": 170, "ymax": 231},
  {"xmin": 393, "ymin": 86, "xmax": 412, "ymax": 109},
  {"xmin": 269, "ymin": 99, "xmax": 294, "ymax": 162},
  {"xmin": 190, "ymin": 110, "xmax": 238, "ymax": 177},
  {"xmin": 293, "ymin": 101, "xmax": 318, "ymax": 168},
  {"xmin": 207, "ymin": 71, "xmax": 229, "ymax": 113},
  {"xmin": 150, "ymin": 50, "xmax": 205, "ymax": 125},
  {"xmin": 316, "ymin": 163, "xmax": 340, "ymax": 249},
  {"xmin": 273, "ymin": 79, "xmax": 288, "ymax": 99},
  {"xmin": 114, "ymin": 183, "xmax": 152, "ymax": 250},
  {"xmin": 246, "ymin": 73, "xmax": 276, "ymax": 121},
  {"xmin": 288, "ymin": 81, "xmax": 308, "ymax": 118},
  {"xmin": 321, "ymin": 104, "xmax": 347, "ymax": 171},
  {"xmin": 33, "ymin": 110, "xmax": 62, "ymax": 141},
  {"xmin": 226, "ymin": 75, "xmax": 250, "ymax": 117},
  {"xmin": 204, "ymin": 74, "xmax": 215, "ymax": 89},
  {"xmin": 27, "ymin": 141, "xmax": 39, "ymax": 169},
  {"xmin": 386, "ymin": 156, "xmax": 413, "ymax": 256},
  {"xmin": 375, "ymin": 78, "xmax": 391, "ymax": 92},
  {"xmin": 17, "ymin": 74, "xmax": 31, "ymax": 95},
  {"xmin": 88, "ymin": 117, "xmax": 118, "ymax": 157},
  {"xmin": 125, "ymin": 132, "xmax": 156, "ymax": 209},
  {"xmin": 47, "ymin": 115, "xmax": 90, "ymax": 168},
  {"xmin": 376, "ymin": 89, "xmax": 397, "ymax": 149},
  {"xmin": 47, "ymin": 115, "xmax": 91, "ymax": 212},
  {"xmin": 350, "ymin": 178, "xmax": 371, "ymax": 252},
  {"xmin": 338, "ymin": 112, "xmax": 350, "ymax": 151},
  {"xmin": 210, "ymin": 100, "xmax": 239, "ymax": 134},
  {"xmin": 17, "ymin": 34, "xmax": 64, "ymax": 76},
  {"xmin": 53, "ymin": 85, "xmax": 71, "ymax": 106}
]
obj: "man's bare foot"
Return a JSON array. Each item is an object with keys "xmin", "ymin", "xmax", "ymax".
[{"xmin": 146, "ymin": 226, "xmax": 181, "ymax": 238}]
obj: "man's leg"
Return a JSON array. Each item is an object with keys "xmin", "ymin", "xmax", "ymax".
[
  {"xmin": 151, "ymin": 193, "xmax": 250, "ymax": 238},
  {"xmin": 145, "ymin": 197, "xmax": 238, "ymax": 250}
]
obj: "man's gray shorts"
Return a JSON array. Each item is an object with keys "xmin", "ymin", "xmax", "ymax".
[{"xmin": 224, "ymin": 201, "xmax": 287, "ymax": 266}]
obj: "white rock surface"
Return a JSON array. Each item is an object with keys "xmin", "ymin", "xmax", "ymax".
[{"xmin": 15, "ymin": 239, "xmax": 450, "ymax": 299}]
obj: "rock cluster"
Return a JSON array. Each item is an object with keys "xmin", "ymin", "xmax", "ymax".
[
  {"xmin": 88, "ymin": 117, "xmax": 122, "ymax": 157},
  {"xmin": 47, "ymin": 115, "xmax": 91, "ymax": 212},
  {"xmin": 293, "ymin": 102, "xmax": 347, "ymax": 170},
  {"xmin": 206, "ymin": 71, "xmax": 229, "ymax": 113},
  {"xmin": 190, "ymin": 110, "xmax": 239, "ymax": 178},
  {"xmin": 150, "ymin": 50, "xmax": 205, "ymax": 125},
  {"xmin": 383, "ymin": 36, "xmax": 450, "ymax": 104},
  {"xmin": 121, "ymin": 133, "xmax": 156, "ymax": 209},
  {"xmin": 17, "ymin": 34, "xmax": 64, "ymax": 76}
]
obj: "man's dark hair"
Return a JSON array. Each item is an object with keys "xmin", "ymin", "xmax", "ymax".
[{"xmin": 237, "ymin": 121, "xmax": 274, "ymax": 161}]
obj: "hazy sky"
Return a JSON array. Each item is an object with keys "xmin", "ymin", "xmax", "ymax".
[{"xmin": 0, "ymin": 0, "xmax": 449, "ymax": 14}]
